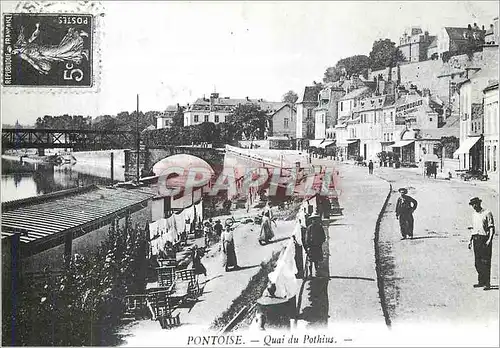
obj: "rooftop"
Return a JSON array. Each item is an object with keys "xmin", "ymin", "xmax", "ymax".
[
  {"xmin": 2, "ymin": 185, "xmax": 155, "ymax": 253},
  {"xmin": 339, "ymin": 86, "xmax": 371, "ymax": 101},
  {"xmin": 484, "ymin": 80, "xmax": 499, "ymax": 92},
  {"xmin": 297, "ymin": 86, "xmax": 322, "ymax": 104},
  {"xmin": 445, "ymin": 27, "xmax": 484, "ymax": 41},
  {"xmin": 354, "ymin": 94, "xmax": 395, "ymax": 112},
  {"xmin": 188, "ymin": 97, "xmax": 285, "ymax": 114}
]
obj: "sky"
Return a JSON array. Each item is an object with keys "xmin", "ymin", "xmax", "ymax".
[{"xmin": 1, "ymin": 1, "xmax": 498, "ymax": 125}]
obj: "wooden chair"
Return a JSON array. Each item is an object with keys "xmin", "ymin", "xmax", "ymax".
[
  {"xmin": 148, "ymin": 290, "xmax": 181, "ymax": 329},
  {"xmin": 157, "ymin": 266, "xmax": 176, "ymax": 288},
  {"xmin": 123, "ymin": 294, "xmax": 149, "ymax": 320},
  {"xmin": 175, "ymin": 269, "xmax": 202, "ymax": 300}
]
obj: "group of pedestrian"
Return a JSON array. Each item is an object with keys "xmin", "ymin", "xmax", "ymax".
[
  {"xmin": 293, "ymin": 203, "xmax": 326, "ymax": 279},
  {"xmin": 425, "ymin": 162, "xmax": 438, "ymax": 178}
]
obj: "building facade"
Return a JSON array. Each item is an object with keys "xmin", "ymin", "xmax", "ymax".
[
  {"xmin": 313, "ymin": 84, "xmax": 346, "ymax": 140},
  {"xmin": 183, "ymin": 93, "xmax": 284, "ymax": 129},
  {"xmin": 483, "ymin": 81, "xmax": 499, "ymax": 181},
  {"xmin": 268, "ymin": 104, "xmax": 297, "ymax": 139},
  {"xmin": 454, "ymin": 49, "xmax": 499, "ymax": 171},
  {"xmin": 350, "ymin": 94, "xmax": 396, "ymax": 160},
  {"xmin": 296, "ymin": 86, "xmax": 321, "ymax": 146},
  {"xmin": 156, "ymin": 105, "xmax": 182, "ymax": 129},
  {"xmin": 398, "ymin": 27, "xmax": 435, "ymax": 63}
]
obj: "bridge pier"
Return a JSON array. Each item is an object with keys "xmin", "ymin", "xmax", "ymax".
[{"xmin": 37, "ymin": 148, "xmax": 45, "ymax": 156}]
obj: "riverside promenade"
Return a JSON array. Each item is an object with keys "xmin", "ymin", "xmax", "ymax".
[
  {"xmin": 296, "ymin": 161, "xmax": 390, "ymax": 344},
  {"xmin": 118, "ymin": 210, "xmax": 294, "ymax": 347}
]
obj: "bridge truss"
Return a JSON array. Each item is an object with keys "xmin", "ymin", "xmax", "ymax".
[{"xmin": 2, "ymin": 128, "xmax": 138, "ymax": 151}]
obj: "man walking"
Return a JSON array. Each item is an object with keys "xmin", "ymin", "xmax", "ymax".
[
  {"xmin": 395, "ymin": 188, "xmax": 418, "ymax": 240},
  {"xmin": 468, "ymin": 197, "xmax": 495, "ymax": 290},
  {"xmin": 368, "ymin": 160, "xmax": 374, "ymax": 175}
]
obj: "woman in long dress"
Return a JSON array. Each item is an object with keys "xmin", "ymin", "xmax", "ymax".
[
  {"xmin": 191, "ymin": 245, "xmax": 207, "ymax": 277},
  {"xmin": 259, "ymin": 211, "xmax": 275, "ymax": 245},
  {"xmin": 221, "ymin": 221, "xmax": 239, "ymax": 272}
]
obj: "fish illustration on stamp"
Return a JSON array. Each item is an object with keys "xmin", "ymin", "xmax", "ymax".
[{"xmin": 3, "ymin": 13, "xmax": 93, "ymax": 87}]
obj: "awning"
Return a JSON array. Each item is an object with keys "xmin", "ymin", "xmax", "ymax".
[
  {"xmin": 389, "ymin": 140, "xmax": 415, "ymax": 148},
  {"xmin": 318, "ymin": 140, "xmax": 335, "ymax": 148},
  {"xmin": 453, "ymin": 136, "xmax": 481, "ymax": 158},
  {"xmin": 337, "ymin": 140, "xmax": 358, "ymax": 147},
  {"xmin": 309, "ymin": 140, "xmax": 324, "ymax": 147},
  {"xmin": 422, "ymin": 154, "xmax": 440, "ymax": 162}
]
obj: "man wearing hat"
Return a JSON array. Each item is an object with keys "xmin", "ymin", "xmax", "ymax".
[
  {"xmin": 395, "ymin": 188, "xmax": 418, "ymax": 240},
  {"xmin": 303, "ymin": 212, "xmax": 326, "ymax": 278},
  {"xmin": 213, "ymin": 219, "xmax": 223, "ymax": 239},
  {"xmin": 468, "ymin": 197, "xmax": 495, "ymax": 290}
]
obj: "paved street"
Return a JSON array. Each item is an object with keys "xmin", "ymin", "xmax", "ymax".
[
  {"xmin": 375, "ymin": 165, "xmax": 499, "ymax": 344},
  {"xmin": 301, "ymin": 159, "xmax": 499, "ymax": 345}
]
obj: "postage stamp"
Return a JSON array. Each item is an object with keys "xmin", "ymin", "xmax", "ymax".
[{"xmin": 3, "ymin": 13, "xmax": 93, "ymax": 87}]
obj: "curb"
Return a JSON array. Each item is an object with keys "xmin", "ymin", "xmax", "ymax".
[{"xmin": 374, "ymin": 180, "xmax": 393, "ymax": 328}]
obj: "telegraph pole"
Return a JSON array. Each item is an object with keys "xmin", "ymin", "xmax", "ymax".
[{"xmin": 136, "ymin": 94, "xmax": 140, "ymax": 183}]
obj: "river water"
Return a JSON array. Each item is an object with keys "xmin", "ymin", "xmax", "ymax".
[{"xmin": 1, "ymin": 158, "xmax": 116, "ymax": 202}]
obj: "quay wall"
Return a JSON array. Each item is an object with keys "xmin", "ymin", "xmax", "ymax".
[
  {"xmin": 72, "ymin": 149, "xmax": 126, "ymax": 166},
  {"xmin": 71, "ymin": 149, "xmax": 127, "ymax": 181}
]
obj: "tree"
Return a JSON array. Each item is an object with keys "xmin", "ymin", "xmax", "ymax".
[
  {"xmin": 226, "ymin": 104, "xmax": 268, "ymax": 141},
  {"xmin": 369, "ymin": 39, "xmax": 405, "ymax": 71},
  {"xmin": 336, "ymin": 55, "xmax": 372, "ymax": 79},
  {"xmin": 172, "ymin": 107, "xmax": 185, "ymax": 128},
  {"xmin": 323, "ymin": 66, "xmax": 343, "ymax": 83},
  {"xmin": 282, "ymin": 90, "xmax": 298, "ymax": 104}
]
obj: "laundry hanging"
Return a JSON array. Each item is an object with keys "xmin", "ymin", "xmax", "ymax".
[{"xmin": 268, "ymin": 239, "xmax": 299, "ymax": 298}]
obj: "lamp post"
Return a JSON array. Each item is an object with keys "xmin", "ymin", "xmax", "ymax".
[{"xmin": 136, "ymin": 94, "xmax": 140, "ymax": 183}]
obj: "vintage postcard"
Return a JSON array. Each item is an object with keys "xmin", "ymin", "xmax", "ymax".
[{"xmin": 1, "ymin": 1, "xmax": 499, "ymax": 347}]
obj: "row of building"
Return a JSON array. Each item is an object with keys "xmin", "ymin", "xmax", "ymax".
[
  {"xmin": 155, "ymin": 17, "xmax": 498, "ymax": 180},
  {"xmin": 292, "ymin": 17, "xmax": 498, "ymax": 180}
]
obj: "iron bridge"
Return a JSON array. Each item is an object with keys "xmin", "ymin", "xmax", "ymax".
[{"xmin": 2, "ymin": 128, "xmax": 138, "ymax": 151}]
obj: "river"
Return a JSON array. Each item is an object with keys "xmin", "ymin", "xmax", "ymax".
[{"xmin": 1, "ymin": 158, "xmax": 117, "ymax": 202}]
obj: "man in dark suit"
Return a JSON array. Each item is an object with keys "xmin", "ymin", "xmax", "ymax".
[
  {"xmin": 303, "ymin": 213, "xmax": 326, "ymax": 277},
  {"xmin": 395, "ymin": 188, "xmax": 418, "ymax": 240}
]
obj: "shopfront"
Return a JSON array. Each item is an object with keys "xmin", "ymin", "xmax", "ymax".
[
  {"xmin": 454, "ymin": 135, "xmax": 483, "ymax": 171},
  {"xmin": 389, "ymin": 140, "xmax": 415, "ymax": 164}
]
